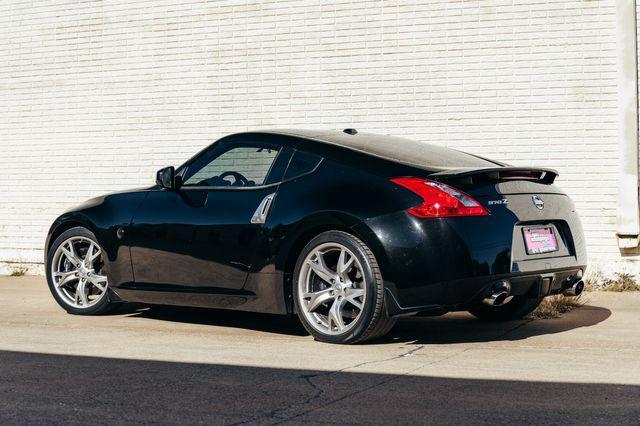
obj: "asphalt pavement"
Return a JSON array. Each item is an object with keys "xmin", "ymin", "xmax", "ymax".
[{"xmin": 0, "ymin": 276, "xmax": 639, "ymax": 424}]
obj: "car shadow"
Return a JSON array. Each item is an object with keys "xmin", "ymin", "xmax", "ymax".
[
  {"xmin": 119, "ymin": 302, "xmax": 612, "ymax": 344},
  {"xmin": 379, "ymin": 304, "xmax": 612, "ymax": 345},
  {"xmin": 121, "ymin": 304, "xmax": 309, "ymax": 336}
]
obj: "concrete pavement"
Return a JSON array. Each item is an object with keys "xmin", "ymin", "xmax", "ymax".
[{"xmin": 0, "ymin": 276, "xmax": 639, "ymax": 424}]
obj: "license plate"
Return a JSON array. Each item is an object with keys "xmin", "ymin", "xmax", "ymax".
[{"xmin": 523, "ymin": 227, "xmax": 558, "ymax": 255}]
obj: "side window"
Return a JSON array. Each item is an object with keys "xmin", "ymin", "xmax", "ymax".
[
  {"xmin": 284, "ymin": 150, "xmax": 323, "ymax": 181},
  {"xmin": 183, "ymin": 145, "xmax": 281, "ymax": 187}
]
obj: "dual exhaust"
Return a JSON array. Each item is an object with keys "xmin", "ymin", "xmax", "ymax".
[{"xmin": 482, "ymin": 277, "xmax": 584, "ymax": 307}]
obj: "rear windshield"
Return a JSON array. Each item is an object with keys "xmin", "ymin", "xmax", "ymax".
[
  {"xmin": 351, "ymin": 139, "xmax": 500, "ymax": 169},
  {"xmin": 414, "ymin": 144, "xmax": 499, "ymax": 168}
]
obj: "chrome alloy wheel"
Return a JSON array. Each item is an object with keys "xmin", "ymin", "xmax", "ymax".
[
  {"xmin": 297, "ymin": 242, "xmax": 367, "ymax": 335},
  {"xmin": 50, "ymin": 236, "xmax": 109, "ymax": 309}
]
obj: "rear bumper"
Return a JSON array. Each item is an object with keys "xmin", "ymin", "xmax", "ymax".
[{"xmin": 385, "ymin": 266, "xmax": 586, "ymax": 316}]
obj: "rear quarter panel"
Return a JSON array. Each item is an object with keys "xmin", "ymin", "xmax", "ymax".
[{"xmin": 266, "ymin": 156, "xmax": 416, "ymax": 286}]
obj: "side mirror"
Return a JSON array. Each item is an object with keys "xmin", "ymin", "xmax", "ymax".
[{"xmin": 156, "ymin": 166, "xmax": 177, "ymax": 189}]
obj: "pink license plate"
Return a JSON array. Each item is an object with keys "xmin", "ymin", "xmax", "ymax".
[{"xmin": 523, "ymin": 227, "xmax": 558, "ymax": 255}]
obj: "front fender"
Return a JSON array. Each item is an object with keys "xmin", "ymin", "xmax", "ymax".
[
  {"xmin": 44, "ymin": 190, "xmax": 149, "ymax": 287},
  {"xmin": 45, "ymin": 210, "xmax": 102, "ymax": 261}
]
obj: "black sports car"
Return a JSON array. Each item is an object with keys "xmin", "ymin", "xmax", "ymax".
[{"xmin": 45, "ymin": 129, "xmax": 587, "ymax": 344}]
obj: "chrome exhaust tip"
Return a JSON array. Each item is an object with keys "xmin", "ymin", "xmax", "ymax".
[
  {"xmin": 482, "ymin": 280, "xmax": 511, "ymax": 306},
  {"xmin": 563, "ymin": 280, "xmax": 584, "ymax": 297},
  {"xmin": 483, "ymin": 291, "xmax": 509, "ymax": 306}
]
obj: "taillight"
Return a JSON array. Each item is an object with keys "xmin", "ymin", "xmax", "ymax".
[{"xmin": 391, "ymin": 177, "xmax": 489, "ymax": 218}]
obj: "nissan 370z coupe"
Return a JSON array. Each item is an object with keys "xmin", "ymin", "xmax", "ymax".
[{"xmin": 45, "ymin": 129, "xmax": 587, "ymax": 344}]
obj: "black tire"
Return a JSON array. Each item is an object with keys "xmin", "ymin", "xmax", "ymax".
[
  {"xmin": 468, "ymin": 296, "xmax": 543, "ymax": 321},
  {"xmin": 293, "ymin": 230, "xmax": 394, "ymax": 344},
  {"xmin": 46, "ymin": 226, "xmax": 114, "ymax": 315},
  {"xmin": 366, "ymin": 308, "xmax": 398, "ymax": 341}
]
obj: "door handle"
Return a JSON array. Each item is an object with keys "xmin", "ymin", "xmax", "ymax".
[{"xmin": 251, "ymin": 193, "xmax": 276, "ymax": 224}]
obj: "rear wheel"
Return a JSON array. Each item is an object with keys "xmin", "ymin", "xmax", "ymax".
[
  {"xmin": 293, "ymin": 231, "xmax": 395, "ymax": 344},
  {"xmin": 46, "ymin": 227, "xmax": 113, "ymax": 315},
  {"xmin": 468, "ymin": 296, "xmax": 543, "ymax": 321}
]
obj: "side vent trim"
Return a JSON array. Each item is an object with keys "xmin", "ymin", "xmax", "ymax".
[{"xmin": 251, "ymin": 193, "xmax": 276, "ymax": 224}]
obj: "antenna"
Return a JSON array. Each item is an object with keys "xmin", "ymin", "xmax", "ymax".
[{"xmin": 343, "ymin": 128, "xmax": 358, "ymax": 135}]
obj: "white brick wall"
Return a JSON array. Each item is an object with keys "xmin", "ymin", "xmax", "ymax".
[{"xmin": 0, "ymin": 0, "xmax": 632, "ymax": 274}]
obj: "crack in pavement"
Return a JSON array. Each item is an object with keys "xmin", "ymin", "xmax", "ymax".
[
  {"xmin": 278, "ymin": 318, "xmax": 540, "ymax": 423},
  {"xmin": 274, "ymin": 345, "xmax": 475, "ymax": 425},
  {"xmin": 233, "ymin": 317, "xmax": 536, "ymax": 425},
  {"xmin": 229, "ymin": 345, "xmax": 427, "ymax": 425},
  {"xmin": 233, "ymin": 344, "xmax": 481, "ymax": 425}
]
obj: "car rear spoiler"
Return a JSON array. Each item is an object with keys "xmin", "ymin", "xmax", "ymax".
[{"xmin": 429, "ymin": 167, "xmax": 558, "ymax": 185}]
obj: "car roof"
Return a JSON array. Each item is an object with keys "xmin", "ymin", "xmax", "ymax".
[{"xmin": 240, "ymin": 129, "xmax": 500, "ymax": 171}]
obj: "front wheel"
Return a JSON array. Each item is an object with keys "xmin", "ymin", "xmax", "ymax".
[
  {"xmin": 293, "ymin": 231, "xmax": 396, "ymax": 344},
  {"xmin": 468, "ymin": 296, "xmax": 543, "ymax": 321},
  {"xmin": 46, "ymin": 226, "xmax": 113, "ymax": 315}
]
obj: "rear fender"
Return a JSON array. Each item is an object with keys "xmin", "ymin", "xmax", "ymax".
[
  {"xmin": 274, "ymin": 211, "xmax": 392, "ymax": 313},
  {"xmin": 275, "ymin": 212, "xmax": 389, "ymax": 276}
]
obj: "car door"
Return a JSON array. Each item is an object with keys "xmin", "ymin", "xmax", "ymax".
[{"xmin": 128, "ymin": 138, "xmax": 292, "ymax": 292}]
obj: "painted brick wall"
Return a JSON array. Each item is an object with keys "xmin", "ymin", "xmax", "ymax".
[{"xmin": 0, "ymin": 0, "xmax": 629, "ymax": 274}]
